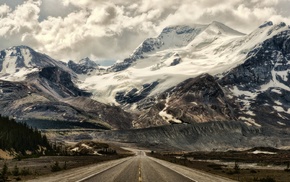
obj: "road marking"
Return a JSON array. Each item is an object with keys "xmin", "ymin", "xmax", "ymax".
[
  {"xmin": 139, "ymin": 163, "xmax": 142, "ymax": 182},
  {"xmin": 76, "ymin": 157, "xmax": 132, "ymax": 182},
  {"xmin": 139, "ymin": 166, "xmax": 142, "ymax": 182}
]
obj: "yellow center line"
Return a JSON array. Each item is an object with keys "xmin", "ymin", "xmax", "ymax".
[{"xmin": 138, "ymin": 164, "xmax": 142, "ymax": 182}]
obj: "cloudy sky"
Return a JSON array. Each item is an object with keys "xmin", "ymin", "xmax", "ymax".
[{"xmin": 0, "ymin": 0, "xmax": 289, "ymax": 64}]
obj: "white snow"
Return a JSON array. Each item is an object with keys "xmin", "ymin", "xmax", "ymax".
[
  {"xmin": 272, "ymin": 89, "xmax": 282, "ymax": 94},
  {"xmin": 277, "ymin": 121, "xmax": 286, "ymax": 126},
  {"xmin": 71, "ymin": 147, "xmax": 79, "ymax": 152},
  {"xmin": 273, "ymin": 106, "xmax": 285, "ymax": 112},
  {"xmin": 159, "ymin": 95, "xmax": 182, "ymax": 123},
  {"xmin": 252, "ymin": 150, "xmax": 277, "ymax": 155},
  {"xmin": 239, "ymin": 116, "xmax": 261, "ymax": 127},
  {"xmin": 81, "ymin": 143, "xmax": 92, "ymax": 149},
  {"xmin": 278, "ymin": 113, "xmax": 288, "ymax": 120},
  {"xmin": 260, "ymin": 69, "xmax": 290, "ymax": 92},
  {"xmin": 245, "ymin": 111, "xmax": 256, "ymax": 116},
  {"xmin": 274, "ymin": 101, "xmax": 282, "ymax": 106}
]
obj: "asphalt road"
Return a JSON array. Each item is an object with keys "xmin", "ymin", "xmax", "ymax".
[
  {"xmin": 28, "ymin": 150, "xmax": 236, "ymax": 182},
  {"xmin": 78, "ymin": 151, "xmax": 235, "ymax": 182}
]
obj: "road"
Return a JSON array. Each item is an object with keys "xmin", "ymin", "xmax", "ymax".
[
  {"xmin": 77, "ymin": 151, "xmax": 235, "ymax": 182},
  {"xmin": 28, "ymin": 151, "xmax": 236, "ymax": 182}
]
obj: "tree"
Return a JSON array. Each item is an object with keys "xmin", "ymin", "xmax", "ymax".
[
  {"xmin": 234, "ymin": 161, "xmax": 240, "ymax": 174},
  {"xmin": 63, "ymin": 162, "xmax": 67, "ymax": 170},
  {"xmin": 51, "ymin": 161, "xmax": 61, "ymax": 172},
  {"xmin": 0, "ymin": 163, "xmax": 9, "ymax": 181},
  {"xmin": 12, "ymin": 165, "xmax": 19, "ymax": 176}
]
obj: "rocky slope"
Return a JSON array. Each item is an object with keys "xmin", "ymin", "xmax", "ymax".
[
  {"xmin": 133, "ymin": 74, "xmax": 237, "ymax": 128},
  {"xmin": 91, "ymin": 121, "xmax": 290, "ymax": 151}
]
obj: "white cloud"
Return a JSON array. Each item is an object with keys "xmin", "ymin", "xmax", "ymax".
[{"xmin": 0, "ymin": 0, "xmax": 289, "ymax": 62}]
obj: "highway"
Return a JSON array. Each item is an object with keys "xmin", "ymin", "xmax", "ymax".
[
  {"xmin": 28, "ymin": 150, "xmax": 236, "ymax": 182},
  {"xmin": 77, "ymin": 151, "xmax": 235, "ymax": 182}
]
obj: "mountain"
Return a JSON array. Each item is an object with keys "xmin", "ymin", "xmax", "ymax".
[
  {"xmin": 0, "ymin": 46, "xmax": 133, "ymax": 130},
  {"xmin": 68, "ymin": 57, "xmax": 105, "ymax": 75},
  {"xmin": 220, "ymin": 22, "xmax": 290, "ymax": 127},
  {"xmin": 78, "ymin": 21, "xmax": 246, "ymax": 104},
  {"xmin": 1, "ymin": 20, "xmax": 290, "ymax": 135},
  {"xmin": 74, "ymin": 21, "xmax": 290, "ymax": 129}
]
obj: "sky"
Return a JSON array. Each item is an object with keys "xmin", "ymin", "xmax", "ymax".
[{"xmin": 0, "ymin": 0, "xmax": 289, "ymax": 64}]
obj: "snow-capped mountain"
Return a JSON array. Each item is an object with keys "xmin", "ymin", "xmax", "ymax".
[
  {"xmin": 75, "ymin": 21, "xmax": 290, "ymax": 128},
  {"xmin": 1, "ymin": 21, "xmax": 290, "ymax": 131},
  {"xmin": 79, "ymin": 21, "xmax": 248, "ymax": 104},
  {"xmin": 0, "ymin": 46, "xmax": 71, "ymax": 81},
  {"xmin": 0, "ymin": 46, "xmax": 133, "ymax": 129},
  {"xmin": 68, "ymin": 57, "xmax": 99, "ymax": 75}
]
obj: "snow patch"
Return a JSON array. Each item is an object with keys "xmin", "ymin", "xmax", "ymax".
[
  {"xmin": 71, "ymin": 147, "xmax": 79, "ymax": 152},
  {"xmin": 81, "ymin": 143, "xmax": 92, "ymax": 149},
  {"xmin": 273, "ymin": 106, "xmax": 285, "ymax": 112},
  {"xmin": 277, "ymin": 121, "xmax": 286, "ymax": 126},
  {"xmin": 159, "ymin": 95, "xmax": 182, "ymax": 124},
  {"xmin": 252, "ymin": 150, "xmax": 277, "ymax": 155},
  {"xmin": 239, "ymin": 116, "xmax": 261, "ymax": 127}
]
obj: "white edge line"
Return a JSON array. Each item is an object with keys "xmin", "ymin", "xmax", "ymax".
[{"xmin": 76, "ymin": 157, "xmax": 132, "ymax": 182}]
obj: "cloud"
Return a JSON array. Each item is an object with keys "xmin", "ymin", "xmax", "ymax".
[{"xmin": 0, "ymin": 0, "xmax": 289, "ymax": 63}]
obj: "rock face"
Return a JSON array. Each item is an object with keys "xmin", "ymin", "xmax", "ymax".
[
  {"xmin": 134, "ymin": 74, "xmax": 237, "ymax": 128},
  {"xmin": 68, "ymin": 57, "xmax": 99, "ymax": 75},
  {"xmin": 221, "ymin": 28, "xmax": 290, "ymax": 90},
  {"xmin": 220, "ymin": 25, "xmax": 290, "ymax": 127},
  {"xmin": 115, "ymin": 81, "xmax": 159, "ymax": 105}
]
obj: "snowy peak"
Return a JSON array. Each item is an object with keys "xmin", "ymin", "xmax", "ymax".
[
  {"xmin": 259, "ymin": 21, "xmax": 274, "ymax": 29},
  {"xmin": 78, "ymin": 57, "xmax": 99, "ymax": 68},
  {"xmin": 0, "ymin": 46, "xmax": 69, "ymax": 81},
  {"xmin": 157, "ymin": 24, "xmax": 207, "ymax": 47},
  {"xmin": 205, "ymin": 21, "xmax": 245, "ymax": 36},
  {"xmin": 130, "ymin": 22, "xmax": 245, "ymax": 60},
  {"xmin": 131, "ymin": 24, "xmax": 207, "ymax": 59},
  {"xmin": 68, "ymin": 57, "xmax": 104, "ymax": 75}
]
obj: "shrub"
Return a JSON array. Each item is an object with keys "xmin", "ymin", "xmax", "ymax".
[
  {"xmin": 234, "ymin": 162, "xmax": 240, "ymax": 174},
  {"xmin": 63, "ymin": 162, "xmax": 67, "ymax": 170},
  {"xmin": 12, "ymin": 165, "xmax": 19, "ymax": 176},
  {"xmin": 0, "ymin": 162, "xmax": 8, "ymax": 181},
  {"xmin": 51, "ymin": 161, "xmax": 61, "ymax": 172},
  {"xmin": 259, "ymin": 177, "xmax": 276, "ymax": 182},
  {"xmin": 250, "ymin": 169, "xmax": 257, "ymax": 173},
  {"xmin": 20, "ymin": 168, "xmax": 31, "ymax": 176}
]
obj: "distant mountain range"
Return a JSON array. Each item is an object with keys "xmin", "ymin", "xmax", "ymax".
[{"xmin": 0, "ymin": 21, "xmax": 290, "ymax": 133}]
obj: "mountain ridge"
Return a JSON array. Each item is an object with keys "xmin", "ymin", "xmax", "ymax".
[{"xmin": 1, "ymin": 21, "xmax": 290, "ymax": 131}]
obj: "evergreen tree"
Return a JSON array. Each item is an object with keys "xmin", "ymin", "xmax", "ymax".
[
  {"xmin": 0, "ymin": 163, "xmax": 8, "ymax": 181},
  {"xmin": 12, "ymin": 165, "xmax": 19, "ymax": 176},
  {"xmin": 0, "ymin": 115, "xmax": 53, "ymax": 155}
]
